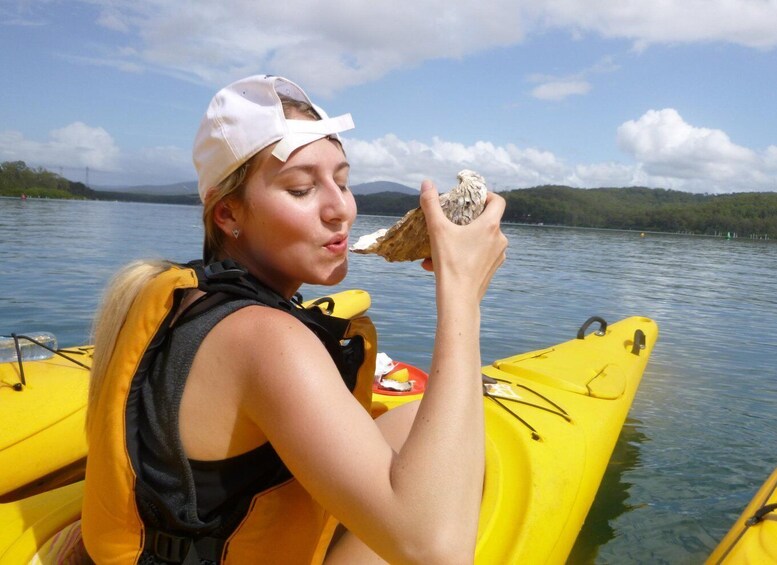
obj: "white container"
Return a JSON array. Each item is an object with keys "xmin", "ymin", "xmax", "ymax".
[{"xmin": 0, "ymin": 332, "xmax": 58, "ymax": 363}]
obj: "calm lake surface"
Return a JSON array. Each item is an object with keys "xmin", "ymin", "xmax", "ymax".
[{"xmin": 2, "ymin": 197, "xmax": 776, "ymax": 563}]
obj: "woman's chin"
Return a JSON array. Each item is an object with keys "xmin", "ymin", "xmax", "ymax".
[{"xmin": 319, "ymin": 262, "xmax": 348, "ymax": 286}]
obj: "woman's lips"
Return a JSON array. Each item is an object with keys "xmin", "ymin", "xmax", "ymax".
[{"xmin": 325, "ymin": 236, "xmax": 348, "ymax": 254}]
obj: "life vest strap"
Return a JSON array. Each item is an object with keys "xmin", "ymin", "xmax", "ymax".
[
  {"xmin": 144, "ymin": 527, "xmax": 224, "ymax": 564},
  {"xmin": 200, "ymin": 259, "xmax": 246, "ymax": 282}
]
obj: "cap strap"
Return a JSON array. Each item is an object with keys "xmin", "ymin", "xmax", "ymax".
[{"xmin": 272, "ymin": 114, "xmax": 354, "ymax": 161}]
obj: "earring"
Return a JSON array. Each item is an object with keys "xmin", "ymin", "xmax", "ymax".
[{"xmin": 232, "ymin": 228, "xmax": 240, "ymax": 239}]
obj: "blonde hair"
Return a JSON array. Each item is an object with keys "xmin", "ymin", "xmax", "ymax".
[
  {"xmin": 87, "ymin": 260, "xmax": 172, "ymax": 430},
  {"xmin": 87, "ymin": 96, "xmax": 328, "ymax": 431}
]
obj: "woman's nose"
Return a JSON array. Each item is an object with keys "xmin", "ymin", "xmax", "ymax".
[{"xmin": 321, "ymin": 181, "xmax": 352, "ymax": 223}]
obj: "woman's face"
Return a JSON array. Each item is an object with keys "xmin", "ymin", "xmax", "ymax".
[{"xmin": 226, "ymin": 137, "xmax": 356, "ymax": 298}]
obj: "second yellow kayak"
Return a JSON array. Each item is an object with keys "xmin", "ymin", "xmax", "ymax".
[{"xmin": 707, "ymin": 465, "xmax": 777, "ymax": 564}]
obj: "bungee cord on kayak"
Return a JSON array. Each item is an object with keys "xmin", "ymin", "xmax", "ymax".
[
  {"xmin": 482, "ymin": 390, "xmax": 542, "ymax": 441},
  {"xmin": 484, "ymin": 374, "xmax": 572, "ymax": 421},
  {"xmin": 0, "ymin": 334, "xmax": 91, "ymax": 390}
]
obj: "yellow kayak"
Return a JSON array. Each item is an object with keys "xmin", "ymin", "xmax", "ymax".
[
  {"xmin": 372, "ymin": 315, "xmax": 658, "ymax": 564},
  {"xmin": 1, "ymin": 293, "xmax": 657, "ymax": 564},
  {"xmin": 0, "ymin": 343, "xmax": 92, "ymax": 501},
  {"xmin": 0, "ymin": 290, "xmax": 370, "ymax": 502},
  {"xmin": 707, "ymin": 465, "xmax": 777, "ymax": 564}
]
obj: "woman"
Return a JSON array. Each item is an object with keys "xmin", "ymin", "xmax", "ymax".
[{"xmin": 82, "ymin": 75, "xmax": 507, "ymax": 564}]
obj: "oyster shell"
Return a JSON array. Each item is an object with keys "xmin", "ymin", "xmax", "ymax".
[{"xmin": 351, "ymin": 169, "xmax": 488, "ymax": 262}]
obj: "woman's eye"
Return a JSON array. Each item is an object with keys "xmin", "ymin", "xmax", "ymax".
[
  {"xmin": 335, "ymin": 177, "xmax": 350, "ymax": 192},
  {"xmin": 288, "ymin": 188, "xmax": 313, "ymax": 198}
]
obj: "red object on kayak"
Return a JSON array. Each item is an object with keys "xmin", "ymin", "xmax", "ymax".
[{"xmin": 372, "ymin": 361, "xmax": 428, "ymax": 396}]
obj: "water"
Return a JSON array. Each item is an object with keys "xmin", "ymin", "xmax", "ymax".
[{"xmin": 2, "ymin": 197, "xmax": 776, "ymax": 563}]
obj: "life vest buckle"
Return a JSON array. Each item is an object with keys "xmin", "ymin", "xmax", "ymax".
[
  {"xmin": 203, "ymin": 259, "xmax": 247, "ymax": 281},
  {"xmin": 148, "ymin": 529, "xmax": 192, "ymax": 563}
]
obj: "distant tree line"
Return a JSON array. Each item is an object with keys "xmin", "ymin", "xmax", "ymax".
[
  {"xmin": 500, "ymin": 185, "xmax": 777, "ymax": 239},
  {"xmin": 0, "ymin": 160, "xmax": 79, "ymax": 199},
  {"xmin": 353, "ymin": 192, "xmax": 422, "ymax": 216},
  {"xmin": 356, "ymin": 186, "xmax": 777, "ymax": 239},
  {"xmin": 0, "ymin": 161, "xmax": 198, "ymax": 204},
  {"xmin": 3, "ymin": 161, "xmax": 776, "ymax": 239}
]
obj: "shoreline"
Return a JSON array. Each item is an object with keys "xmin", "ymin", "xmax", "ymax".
[{"xmin": 5, "ymin": 196, "xmax": 773, "ymax": 243}]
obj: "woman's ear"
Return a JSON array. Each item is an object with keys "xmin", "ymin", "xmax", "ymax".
[{"xmin": 213, "ymin": 198, "xmax": 240, "ymax": 238}]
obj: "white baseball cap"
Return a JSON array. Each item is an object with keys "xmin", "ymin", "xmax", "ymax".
[{"xmin": 193, "ymin": 75, "xmax": 355, "ymax": 202}]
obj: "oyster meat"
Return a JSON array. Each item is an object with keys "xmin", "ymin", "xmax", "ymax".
[{"xmin": 351, "ymin": 169, "xmax": 488, "ymax": 262}]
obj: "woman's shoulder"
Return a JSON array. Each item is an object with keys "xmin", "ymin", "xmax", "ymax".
[
  {"xmin": 208, "ymin": 303, "xmax": 325, "ymax": 364},
  {"xmin": 217, "ymin": 302, "xmax": 310, "ymax": 339},
  {"xmin": 200, "ymin": 301, "xmax": 344, "ymax": 407}
]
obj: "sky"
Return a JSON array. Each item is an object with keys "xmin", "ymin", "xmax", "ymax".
[{"xmin": 2, "ymin": 0, "xmax": 777, "ymax": 194}]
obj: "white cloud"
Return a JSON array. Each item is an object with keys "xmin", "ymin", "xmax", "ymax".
[
  {"xmin": 345, "ymin": 134, "xmax": 659, "ymax": 192},
  {"xmin": 345, "ymin": 108, "xmax": 776, "ymax": 193},
  {"xmin": 0, "ymin": 122, "xmax": 120, "ymax": 172},
  {"xmin": 0, "ymin": 123, "xmax": 192, "ymax": 187},
  {"xmin": 764, "ymin": 145, "xmax": 777, "ymax": 170},
  {"xmin": 616, "ymin": 108, "xmax": 775, "ymax": 191},
  {"xmin": 346, "ymin": 135, "xmax": 571, "ymax": 191},
  {"xmin": 83, "ymin": 1, "xmax": 530, "ymax": 95},
  {"xmin": 3, "ymin": 111, "xmax": 774, "ymax": 193},
  {"xmin": 60, "ymin": 53, "xmax": 146, "ymax": 74},
  {"xmin": 541, "ymin": 0, "xmax": 777, "ymax": 50},
  {"xmin": 531, "ymin": 80, "xmax": 591, "ymax": 101},
  {"xmin": 528, "ymin": 55, "xmax": 617, "ymax": 101},
  {"xmin": 64, "ymin": 0, "xmax": 777, "ymax": 95}
]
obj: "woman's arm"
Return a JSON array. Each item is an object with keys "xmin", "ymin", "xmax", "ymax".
[{"xmin": 223, "ymin": 183, "xmax": 507, "ymax": 564}]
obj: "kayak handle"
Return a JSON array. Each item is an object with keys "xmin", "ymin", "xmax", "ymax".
[
  {"xmin": 308, "ymin": 296, "xmax": 335, "ymax": 316},
  {"xmin": 746, "ymin": 502, "xmax": 777, "ymax": 526},
  {"xmin": 631, "ymin": 329, "xmax": 647, "ymax": 355},
  {"xmin": 577, "ymin": 316, "xmax": 607, "ymax": 339}
]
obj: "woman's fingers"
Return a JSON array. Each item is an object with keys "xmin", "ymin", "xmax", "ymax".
[
  {"xmin": 418, "ymin": 180, "xmax": 446, "ymax": 230},
  {"xmin": 480, "ymin": 191, "xmax": 506, "ymax": 221},
  {"xmin": 417, "ymin": 180, "xmax": 508, "ymax": 294},
  {"xmin": 418, "ymin": 180, "xmax": 444, "ymax": 268}
]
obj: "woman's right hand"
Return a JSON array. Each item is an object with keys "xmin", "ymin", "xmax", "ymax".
[{"xmin": 419, "ymin": 180, "xmax": 508, "ymax": 303}]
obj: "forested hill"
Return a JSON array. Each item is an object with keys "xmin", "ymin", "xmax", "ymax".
[
  {"xmin": 2, "ymin": 161, "xmax": 776, "ymax": 239},
  {"xmin": 0, "ymin": 161, "xmax": 199, "ymax": 204},
  {"xmin": 357, "ymin": 185, "xmax": 777, "ymax": 239},
  {"xmin": 501, "ymin": 185, "xmax": 777, "ymax": 238}
]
